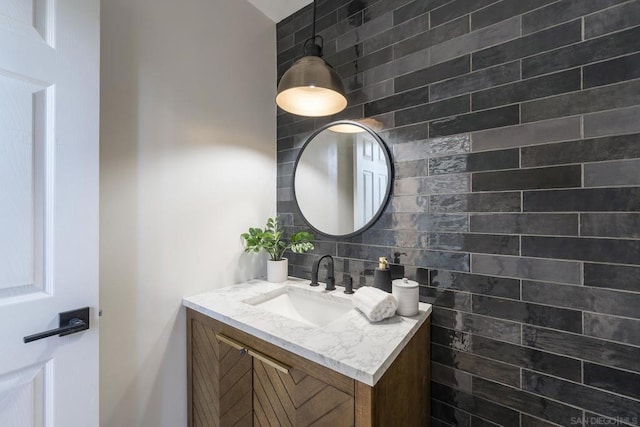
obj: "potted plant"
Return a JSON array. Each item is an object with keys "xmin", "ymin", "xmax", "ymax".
[{"xmin": 241, "ymin": 216, "xmax": 314, "ymax": 282}]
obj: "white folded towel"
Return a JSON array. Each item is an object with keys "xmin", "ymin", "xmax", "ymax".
[{"xmin": 353, "ymin": 286, "xmax": 398, "ymax": 322}]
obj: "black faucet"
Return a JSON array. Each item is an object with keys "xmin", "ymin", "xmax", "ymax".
[{"xmin": 310, "ymin": 255, "xmax": 336, "ymax": 291}]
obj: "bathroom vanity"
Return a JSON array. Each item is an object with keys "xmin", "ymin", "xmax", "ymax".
[{"xmin": 184, "ymin": 278, "xmax": 432, "ymax": 426}]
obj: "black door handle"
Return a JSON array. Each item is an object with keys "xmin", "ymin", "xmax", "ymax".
[{"xmin": 24, "ymin": 307, "xmax": 90, "ymax": 343}]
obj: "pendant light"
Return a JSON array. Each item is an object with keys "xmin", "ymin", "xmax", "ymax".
[{"xmin": 276, "ymin": 0, "xmax": 347, "ymax": 117}]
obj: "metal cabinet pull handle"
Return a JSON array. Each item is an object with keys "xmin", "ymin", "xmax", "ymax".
[
  {"xmin": 248, "ymin": 349, "xmax": 290, "ymax": 374},
  {"xmin": 215, "ymin": 333, "xmax": 290, "ymax": 374},
  {"xmin": 215, "ymin": 333, "xmax": 245, "ymax": 351},
  {"xmin": 24, "ymin": 307, "xmax": 90, "ymax": 343}
]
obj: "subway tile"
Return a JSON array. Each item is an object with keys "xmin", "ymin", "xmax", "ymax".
[
  {"xmin": 521, "ymin": 80, "xmax": 640, "ymax": 123},
  {"xmin": 429, "ymin": 270, "xmax": 521, "ymax": 300},
  {"xmin": 346, "ymin": 79, "xmax": 395, "ymax": 106},
  {"xmin": 278, "ymin": 118, "xmax": 316, "ymax": 138},
  {"xmin": 584, "ymin": 363, "xmax": 640, "ymax": 400},
  {"xmin": 430, "ymin": 105, "xmax": 520, "ymax": 138},
  {"xmin": 432, "ymin": 307, "xmax": 522, "ymax": 344},
  {"xmin": 432, "ymin": 382, "xmax": 520, "ymax": 426},
  {"xmin": 393, "ymin": 0, "xmax": 451, "ymax": 25},
  {"xmin": 523, "ymin": 280, "xmax": 640, "ymax": 319},
  {"xmin": 522, "ymin": 0, "xmax": 629, "ymax": 34},
  {"xmin": 364, "ymin": 47, "xmax": 430, "ymax": 85},
  {"xmin": 472, "ymin": 20, "xmax": 582, "ymax": 71},
  {"xmin": 430, "ymin": 17, "xmax": 521, "ymax": 65},
  {"xmin": 379, "ymin": 213, "xmax": 470, "ymax": 232},
  {"xmin": 346, "ymin": 229, "xmax": 428, "ymax": 248},
  {"xmin": 336, "ymin": 13, "xmax": 393, "ymax": 51},
  {"xmin": 430, "ymin": 0, "xmax": 502, "ymax": 28},
  {"xmin": 581, "ymin": 213, "xmax": 640, "ymax": 239},
  {"xmin": 523, "ymin": 188, "xmax": 640, "ymax": 212},
  {"xmin": 472, "ymin": 69, "xmax": 581, "ymax": 111},
  {"xmin": 420, "ymin": 286, "xmax": 473, "ymax": 311},
  {"xmin": 381, "ymin": 122, "xmax": 430, "ymax": 145},
  {"xmin": 428, "ymin": 232, "xmax": 520, "ymax": 255},
  {"xmin": 339, "ymin": 0, "xmax": 411, "ymax": 25},
  {"xmin": 585, "ymin": 159, "xmax": 640, "ymax": 187},
  {"xmin": 324, "ymin": 43, "xmax": 363, "ymax": 69},
  {"xmin": 584, "ymin": 313, "xmax": 640, "ymax": 347},
  {"xmin": 432, "ymin": 61, "xmax": 520, "ymax": 102},
  {"xmin": 472, "ymin": 165, "xmax": 582, "ymax": 191},
  {"xmin": 395, "ymin": 56, "xmax": 470, "ymax": 93},
  {"xmin": 585, "ymin": 1, "xmax": 640, "ymax": 39},
  {"xmin": 584, "ymin": 263, "xmax": 640, "ymax": 292},
  {"xmin": 471, "ymin": 335, "xmax": 582, "ymax": 382},
  {"xmin": 471, "ymin": 117, "xmax": 582, "ymax": 152},
  {"xmin": 394, "ymin": 16, "xmax": 470, "ymax": 59},
  {"xmin": 276, "ymin": 136, "xmax": 294, "ymax": 151},
  {"xmin": 470, "ymin": 213, "xmax": 579, "ymax": 236},
  {"xmin": 364, "ymin": 85, "xmax": 430, "ymax": 116},
  {"xmin": 276, "ymin": 188, "xmax": 293, "ymax": 202},
  {"xmin": 473, "ymin": 377, "xmax": 583, "ymax": 425},
  {"xmin": 521, "ymin": 133, "xmax": 640, "ymax": 167},
  {"xmin": 432, "ymin": 415, "xmax": 464, "ymax": 427},
  {"xmin": 395, "ymin": 95, "xmax": 470, "ymax": 127},
  {"xmin": 520, "ymin": 415, "xmax": 558, "ymax": 427},
  {"xmin": 432, "ymin": 344, "xmax": 521, "ymax": 387},
  {"xmin": 431, "ymin": 390, "xmax": 473, "ymax": 423},
  {"xmin": 522, "ymin": 371, "xmax": 640, "ymax": 422},
  {"xmin": 432, "ymin": 325, "xmax": 472, "ymax": 351},
  {"xmin": 277, "ymin": 148, "xmax": 299, "ymax": 163},
  {"xmin": 470, "ymin": 0, "xmax": 557, "ymax": 31},
  {"xmin": 471, "ymin": 255, "xmax": 582, "ymax": 284},
  {"xmin": 392, "ymin": 133, "xmax": 471, "ymax": 160},
  {"xmin": 277, "ymin": 175, "xmax": 292, "ymax": 189},
  {"xmin": 472, "ymin": 295, "xmax": 582, "ymax": 333},
  {"xmin": 394, "ymin": 160, "xmax": 429, "ymax": 179},
  {"xmin": 522, "ymin": 26, "xmax": 640, "ymax": 78},
  {"xmin": 363, "ymin": 13, "xmax": 429, "ymax": 54},
  {"xmin": 522, "ymin": 236, "xmax": 640, "ymax": 266},
  {"xmin": 336, "ymin": 46, "xmax": 393, "ymax": 78},
  {"xmin": 389, "ymin": 195, "xmax": 430, "ymax": 212},
  {"xmin": 394, "ymin": 173, "xmax": 470, "ymax": 196},
  {"xmin": 470, "ymin": 416, "xmax": 501, "ymax": 427},
  {"xmin": 584, "ymin": 53, "xmax": 640, "ymax": 89},
  {"xmin": 430, "ymin": 149, "xmax": 520, "ymax": 175},
  {"xmin": 431, "ymin": 192, "xmax": 522, "ymax": 213},
  {"xmin": 584, "ymin": 105, "xmax": 640, "ymax": 138}
]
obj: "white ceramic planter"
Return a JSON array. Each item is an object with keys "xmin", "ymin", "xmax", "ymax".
[{"xmin": 267, "ymin": 258, "xmax": 288, "ymax": 283}]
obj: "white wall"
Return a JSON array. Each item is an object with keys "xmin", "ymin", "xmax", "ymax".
[{"xmin": 99, "ymin": 0, "xmax": 276, "ymax": 425}]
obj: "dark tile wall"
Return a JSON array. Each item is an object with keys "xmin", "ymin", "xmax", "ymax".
[{"xmin": 276, "ymin": 1, "xmax": 640, "ymax": 425}]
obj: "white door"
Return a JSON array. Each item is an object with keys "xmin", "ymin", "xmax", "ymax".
[
  {"xmin": 0, "ymin": 0, "xmax": 99, "ymax": 426},
  {"xmin": 354, "ymin": 135, "xmax": 388, "ymax": 228}
]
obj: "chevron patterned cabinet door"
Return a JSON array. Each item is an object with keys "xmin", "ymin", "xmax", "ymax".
[
  {"xmin": 253, "ymin": 359, "xmax": 355, "ymax": 427},
  {"xmin": 188, "ymin": 312, "xmax": 253, "ymax": 427}
]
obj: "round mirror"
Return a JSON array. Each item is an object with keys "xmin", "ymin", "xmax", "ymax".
[{"xmin": 293, "ymin": 120, "xmax": 393, "ymax": 237}]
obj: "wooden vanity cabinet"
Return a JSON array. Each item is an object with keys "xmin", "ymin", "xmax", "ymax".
[{"xmin": 187, "ymin": 308, "xmax": 430, "ymax": 427}]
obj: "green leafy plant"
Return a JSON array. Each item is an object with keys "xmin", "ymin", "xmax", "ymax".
[{"xmin": 241, "ymin": 216, "xmax": 314, "ymax": 261}]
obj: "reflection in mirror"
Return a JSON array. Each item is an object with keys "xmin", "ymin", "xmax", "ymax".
[{"xmin": 293, "ymin": 121, "xmax": 393, "ymax": 237}]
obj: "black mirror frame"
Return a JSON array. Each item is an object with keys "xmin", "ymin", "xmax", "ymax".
[{"xmin": 292, "ymin": 120, "xmax": 394, "ymax": 239}]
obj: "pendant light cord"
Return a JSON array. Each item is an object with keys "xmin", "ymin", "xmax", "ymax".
[
  {"xmin": 303, "ymin": 0, "xmax": 323, "ymax": 57},
  {"xmin": 312, "ymin": 0, "xmax": 317, "ymax": 39}
]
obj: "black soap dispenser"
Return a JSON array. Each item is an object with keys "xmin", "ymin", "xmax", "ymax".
[
  {"xmin": 373, "ymin": 257, "xmax": 392, "ymax": 293},
  {"xmin": 391, "ymin": 251, "xmax": 407, "ymax": 280}
]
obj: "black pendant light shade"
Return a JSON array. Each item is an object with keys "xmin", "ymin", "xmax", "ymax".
[{"xmin": 275, "ymin": 2, "xmax": 347, "ymax": 117}]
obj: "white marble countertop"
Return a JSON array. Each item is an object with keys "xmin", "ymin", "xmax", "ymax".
[{"xmin": 183, "ymin": 277, "xmax": 432, "ymax": 386}]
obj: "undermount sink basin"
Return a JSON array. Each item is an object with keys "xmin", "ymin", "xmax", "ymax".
[{"xmin": 244, "ymin": 285, "xmax": 353, "ymax": 327}]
